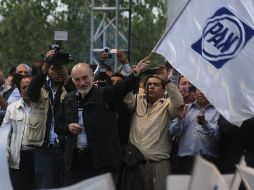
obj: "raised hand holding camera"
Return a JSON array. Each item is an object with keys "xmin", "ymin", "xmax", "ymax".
[
  {"xmin": 99, "ymin": 51, "xmax": 109, "ymax": 63},
  {"xmin": 42, "ymin": 50, "xmax": 55, "ymax": 74}
]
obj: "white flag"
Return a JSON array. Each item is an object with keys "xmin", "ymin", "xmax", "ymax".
[
  {"xmin": 229, "ymin": 156, "xmax": 246, "ymax": 190},
  {"xmin": 0, "ymin": 126, "xmax": 13, "ymax": 190},
  {"xmin": 166, "ymin": 174, "xmax": 234, "ymax": 190},
  {"xmin": 167, "ymin": 175, "xmax": 190, "ymax": 190},
  {"xmin": 153, "ymin": 0, "xmax": 254, "ymax": 126},
  {"xmin": 189, "ymin": 156, "xmax": 229, "ymax": 190},
  {"xmin": 236, "ymin": 165, "xmax": 254, "ymax": 190},
  {"xmin": 166, "ymin": 0, "xmax": 188, "ymax": 27}
]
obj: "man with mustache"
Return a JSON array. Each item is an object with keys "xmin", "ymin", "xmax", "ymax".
[
  {"xmin": 122, "ymin": 66, "xmax": 183, "ymax": 190},
  {"xmin": 1, "ymin": 75, "xmax": 34, "ymax": 190}
]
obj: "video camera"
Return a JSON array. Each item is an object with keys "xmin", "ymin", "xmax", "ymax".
[{"xmin": 48, "ymin": 31, "xmax": 73, "ymax": 66}]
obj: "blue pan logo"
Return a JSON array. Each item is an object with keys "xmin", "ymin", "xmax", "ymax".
[{"xmin": 192, "ymin": 8, "xmax": 254, "ymax": 69}]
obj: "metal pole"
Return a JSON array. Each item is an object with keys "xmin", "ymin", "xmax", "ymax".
[
  {"xmin": 115, "ymin": 0, "xmax": 120, "ymax": 72},
  {"xmin": 103, "ymin": 3, "xmax": 107, "ymax": 50},
  {"xmin": 90, "ymin": 0, "xmax": 94, "ymax": 65},
  {"xmin": 128, "ymin": 0, "xmax": 132, "ymax": 63},
  {"xmin": 90, "ymin": 0, "xmax": 130, "ymax": 66}
]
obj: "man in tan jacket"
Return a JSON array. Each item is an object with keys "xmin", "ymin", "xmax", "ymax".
[{"xmin": 122, "ymin": 65, "xmax": 183, "ymax": 190}]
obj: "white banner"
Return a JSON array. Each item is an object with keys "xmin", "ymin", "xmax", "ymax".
[
  {"xmin": 154, "ymin": 0, "xmax": 254, "ymax": 126},
  {"xmin": 189, "ymin": 156, "xmax": 229, "ymax": 190},
  {"xmin": 166, "ymin": 174, "xmax": 234, "ymax": 190},
  {"xmin": 167, "ymin": 0, "xmax": 188, "ymax": 27},
  {"xmin": 236, "ymin": 164, "xmax": 254, "ymax": 190},
  {"xmin": 0, "ymin": 126, "xmax": 13, "ymax": 190}
]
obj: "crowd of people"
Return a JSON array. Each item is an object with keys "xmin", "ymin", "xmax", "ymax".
[{"xmin": 0, "ymin": 49, "xmax": 253, "ymax": 190}]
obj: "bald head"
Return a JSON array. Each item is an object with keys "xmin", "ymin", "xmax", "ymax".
[
  {"xmin": 71, "ymin": 63, "xmax": 93, "ymax": 77},
  {"xmin": 71, "ymin": 63, "xmax": 94, "ymax": 97},
  {"xmin": 16, "ymin": 63, "xmax": 31, "ymax": 75}
]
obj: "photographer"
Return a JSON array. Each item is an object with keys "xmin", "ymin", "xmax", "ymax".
[
  {"xmin": 94, "ymin": 49, "xmax": 132, "ymax": 86},
  {"xmin": 25, "ymin": 50, "xmax": 75, "ymax": 189},
  {"xmin": 93, "ymin": 50, "xmax": 112, "ymax": 86}
]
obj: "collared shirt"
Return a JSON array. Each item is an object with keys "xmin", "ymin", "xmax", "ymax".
[
  {"xmin": 124, "ymin": 82, "xmax": 183, "ymax": 161},
  {"xmin": 76, "ymin": 91, "xmax": 88, "ymax": 148},
  {"xmin": 46, "ymin": 77, "xmax": 58, "ymax": 145},
  {"xmin": 7, "ymin": 88, "xmax": 21, "ymax": 105},
  {"xmin": 2, "ymin": 98, "xmax": 33, "ymax": 169},
  {"xmin": 169, "ymin": 102, "xmax": 220, "ymax": 158}
]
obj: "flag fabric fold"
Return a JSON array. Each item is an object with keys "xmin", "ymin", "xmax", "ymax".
[
  {"xmin": 0, "ymin": 126, "xmax": 13, "ymax": 190},
  {"xmin": 236, "ymin": 164, "xmax": 254, "ymax": 190},
  {"xmin": 153, "ymin": 0, "xmax": 254, "ymax": 126},
  {"xmin": 189, "ymin": 156, "xmax": 229, "ymax": 190},
  {"xmin": 229, "ymin": 156, "xmax": 246, "ymax": 190}
]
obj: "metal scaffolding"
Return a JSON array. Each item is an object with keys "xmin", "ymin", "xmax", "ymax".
[{"xmin": 90, "ymin": 0, "xmax": 131, "ymax": 72}]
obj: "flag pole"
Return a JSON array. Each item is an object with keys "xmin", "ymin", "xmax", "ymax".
[{"xmin": 147, "ymin": 51, "xmax": 153, "ymax": 58}]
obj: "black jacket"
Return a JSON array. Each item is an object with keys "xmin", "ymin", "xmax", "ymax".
[
  {"xmin": 218, "ymin": 116, "xmax": 254, "ymax": 173},
  {"xmin": 55, "ymin": 74, "xmax": 138, "ymax": 169}
]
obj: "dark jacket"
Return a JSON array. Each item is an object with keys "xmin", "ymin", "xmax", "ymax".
[
  {"xmin": 116, "ymin": 102, "xmax": 132, "ymax": 146},
  {"xmin": 218, "ymin": 116, "xmax": 254, "ymax": 173},
  {"xmin": 55, "ymin": 74, "xmax": 138, "ymax": 169}
]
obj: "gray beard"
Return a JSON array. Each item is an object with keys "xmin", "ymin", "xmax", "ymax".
[{"xmin": 78, "ymin": 86, "xmax": 92, "ymax": 97}]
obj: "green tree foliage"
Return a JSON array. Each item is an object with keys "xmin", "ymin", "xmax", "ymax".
[
  {"xmin": 0, "ymin": 0, "xmax": 58, "ymax": 73},
  {"xmin": 55, "ymin": 0, "xmax": 91, "ymax": 64},
  {"xmin": 128, "ymin": 0, "xmax": 167, "ymax": 66},
  {"xmin": 0, "ymin": 0, "xmax": 167, "ymax": 74},
  {"xmin": 0, "ymin": 0, "xmax": 91, "ymax": 73}
]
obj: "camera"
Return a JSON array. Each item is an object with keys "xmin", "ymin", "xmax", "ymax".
[
  {"xmin": 98, "ymin": 47, "xmax": 115, "ymax": 72},
  {"xmin": 48, "ymin": 31, "xmax": 73, "ymax": 65},
  {"xmin": 94, "ymin": 47, "xmax": 117, "ymax": 87},
  {"xmin": 102, "ymin": 47, "xmax": 117, "ymax": 59}
]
